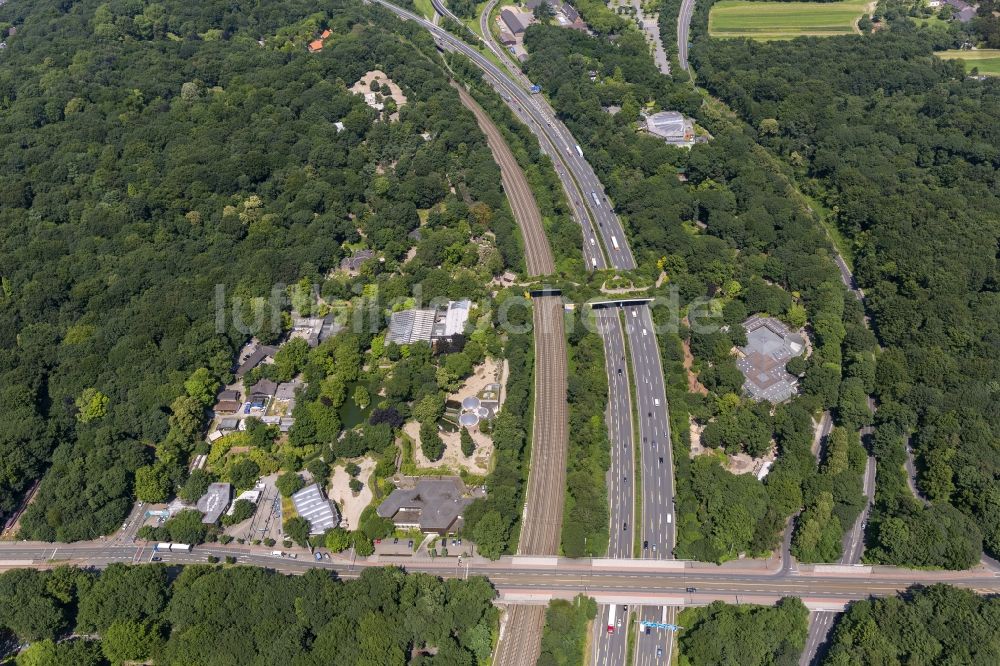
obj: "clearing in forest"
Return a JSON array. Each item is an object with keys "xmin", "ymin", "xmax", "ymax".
[
  {"xmin": 935, "ymin": 50, "xmax": 1000, "ymax": 76},
  {"xmin": 709, "ymin": 0, "xmax": 870, "ymax": 40}
]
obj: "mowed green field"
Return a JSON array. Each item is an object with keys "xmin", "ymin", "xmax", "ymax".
[
  {"xmin": 709, "ymin": 0, "xmax": 871, "ymax": 40},
  {"xmin": 935, "ymin": 50, "xmax": 1000, "ymax": 76}
]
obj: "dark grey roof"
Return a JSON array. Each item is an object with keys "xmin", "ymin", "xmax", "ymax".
[
  {"xmin": 236, "ymin": 345, "xmax": 278, "ymax": 377},
  {"xmin": 197, "ymin": 483, "xmax": 232, "ymax": 524},
  {"xmin": 560, "ymin": 2, "xmax": 580, "ymax": 22},
  {"xmin": 340, "ymin": 249, "xmax": 375, "ymax": 272},
  {"xmin": 250, "ymin": 379, "xmax": 278, "ymax": 398},
  {"xmin": 376, "ymin": 478, "xmax": 473, "ymax": 533},
  {"xmin": 291, "ymin": 483, "xmax": 339, "ymax": 534},
  {"xmin": 217, "ymin": 389, "xmax": 241, "ymax": 402},
  {"xmin": 736, "ymin": 316, "xmax": 806, "ymax": 404},
  {"xmin": 501, "ymin": 8, "xmax": 529, "ymax": 34}
]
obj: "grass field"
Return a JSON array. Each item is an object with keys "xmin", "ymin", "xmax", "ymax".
[
  {"xmin": 709, "ymin": 0, "xmax": 871, "ymax": 40},
  {"xmin": 935, "ymin": 49, "xmax": 1000, "ymax": 76}
]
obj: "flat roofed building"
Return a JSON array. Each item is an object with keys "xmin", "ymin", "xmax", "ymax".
[
  {"xmin": 376, "ymin": 478, "xmax": 474, "ymax": 535},
  {"xmin": 197, "ymin": 483, "xmax": 232, "ymax": 524},
  {"xmin": 291, "ymin": 483, "xmax": 340, "ymax": 534},
  {"xmin": 645, "ymin": 111, "xmax": 695, "ymax": 146},
  {"xmin": 387, "ymin": 300, "xmax": 471, "ymax": 346},
  {"xmin": 735, "ymin": 316, "xmax": 806, "ymax": 404}
]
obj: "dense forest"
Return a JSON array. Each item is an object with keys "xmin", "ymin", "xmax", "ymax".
[
  {"xmin": 677, "ymin": 597, "xmax": 808, "ymax": 666},
  {"xmin": 0, "ymin": 564, "xmax": 498, "ymax": 665},
  {"xmin": 823, "ymin": 584, "xmax": 1000, "ymax": 664},
  {"xmin": 522, "ymin": 16, "xmax": 874, "ymax": 562},
  {"xmin": 0, "ymin": 0, "xmax": 536, "ymax": 540},
  {"xmin": 561, "ymin": 311, "xmax": 611, "ymax": 557},
  {"xmin": 691, "ymin": 1, "xmax": 1000, "ymax": 567}
]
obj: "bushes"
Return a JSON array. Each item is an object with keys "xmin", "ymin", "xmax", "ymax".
[
  {"xmin": 276, "ymin": 472, "xmax": 305, "ymax": 498},
  {"xmin": 419, "ymin": 422, "xmax": 445, "ymax": 462}
]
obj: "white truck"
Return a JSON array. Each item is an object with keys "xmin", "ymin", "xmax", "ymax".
[
  {"xmin": 271, "ymin": 550, "xmax": 284, "ymax": 558},
  {"xmin": 607, "ymin": 604, "xmax": 617, "ymax": 634}
]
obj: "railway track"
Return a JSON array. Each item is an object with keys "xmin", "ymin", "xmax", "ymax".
[{"xmin": 452, "ymin": 83, "xmax": 553, "ymax": 276}]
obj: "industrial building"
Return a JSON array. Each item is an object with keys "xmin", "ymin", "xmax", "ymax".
[
  {"xmin": 643, "ymin": 111, "xmax": 696, "ymax": 147},
  {"xmin": 291, "ymin": 483, "xmax": 340, "ymax": 534},
  {"xmin": 386, "ymin": 300, "xmax": 472, "ymax": 346}
]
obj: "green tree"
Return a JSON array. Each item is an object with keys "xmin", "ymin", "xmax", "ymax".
[
  {"xmin": 184, "ymin": 368, "xmax": 219, "ymax": 407},
  {"xmin": 277, "ymin": 472, "xmax": 305, "ymax": 497},
  {"xmin": 179, "ymin": 469, "xmax": 214, "ymax": 503},
  {"xmin": 228, "ymin": 458, "xmax": 260, "ymax": 490},
  {"xmin": 283, "ymin": 516, "xmax": 311, "ymax": 548},
  {"xmin": 75, "ymin": 388, "xmax": 109, "ymax": 423},
  {"xmin": 134, "ymin": 463, "xmax": 173, "ymax": 503},
  {"xmin": 460, "ymin": 428, "xmax": 475, "ymax": 457},
  {"xmin": 353, "ymin": 385, "xmax": 371, "ymax": 409},
  {"xmin": 420, "ymin": 421, "xmax": 445, "ymax": 462},
  {"xmin": 324, "ymin": 527, "xmax": 352, "ymax": 552},
  {"xmin": 102, "ymin": 619, "xmax": 163, "ymax": 664}
]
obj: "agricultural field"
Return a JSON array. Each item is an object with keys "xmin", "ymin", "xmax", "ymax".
[
  {"xmin": 935, "ymin": 49, "xmax": 1000, "ymax": 76},
  {"xmin": 708, "ymin": 0, "xmax": 872, "ymax": 40}
]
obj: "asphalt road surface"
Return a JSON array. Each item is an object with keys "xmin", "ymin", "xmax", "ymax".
[
  {"xmin": 677, "ymin": 0, "xmax": 696, "ymax": 71},
  {"xmin": 593, "ymin": 309, "xmax": 635, "ymax": 665}
]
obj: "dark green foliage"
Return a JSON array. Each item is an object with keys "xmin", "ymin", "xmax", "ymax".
[
  {"xmin": 678, "ymin": 597, "xmax": 809, "ymax": 666},
  {"xmin": 824, "ymin": 585, "xmax": 1000, "ymax": 665},
  {"xmin": 276, "ymin": 472, "xmax": 305, "ymax": 498},
  {"xmin": 283, "ymin": 516, "xmax": 311, "ymax": 548},
  {"xmin": 179, "ymin": 469, "xmax": 214, "ymax": 504},
  {"xmin": 561, "ymin": 312, "xmax": 610, "ymax": 557},
  {"xmin": 0, "ymin": 0, "xmax": 526, "ymax": 540},
  {"xmin": 461, "ymin": 297, "xmax": 533, "ymax": 559},
  {"xmin": 419, "ymin": 421, "xmax": 445, "ymax": 462},
  {"xmin": 538, "ymin": 595, "xmax": 598, "ymax": 666},
  {"xmin": 691, "ymin": 17, "xmax": 1000, "ymax": 563},
  {"xmin": 221, "ymin": 499, "xmax": 256, "ymax": 526},
  {"xmin": 460, "ymin": 428, "xmax": 475, "ymax": 457},
  {"xmin": 0, "ymin": 565, "xmax": 498, "ymax": 665},
  {"xmin": 228, "ymin": 459, "xmax": 261, "ymax": 491}
]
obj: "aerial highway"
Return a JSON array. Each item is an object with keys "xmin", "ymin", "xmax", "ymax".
[
  {"xmin": 3, "ymin": 541, "xmax": 999, "ymax": 601},
  {"xmin": 593, "ymin": 309, "xmax": 635, "ymax": 666},
  {"xmin": 677, "ymin": 0, "xmax": 696, "ymax": 71}
]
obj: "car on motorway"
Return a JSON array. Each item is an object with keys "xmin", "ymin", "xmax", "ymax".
[
  {"xmin": 656, "ymin": 646, "xmax": 663, "ymax": 658},
  {"xmin": 617, "ymin": 368, "xmax": 622, "ymax": 375},
  {"xmin": 658, "ymin": 456, "xmax": 663, "ymax": 463},
  {"xmin": 654, "ymin": 398, "xmax": 660, "ymax": 406},
  {"xmin": 643, "ymin": 540, "xmax": 648, "ymax": 549},
  {"xmin": 151, "ymin": 556, "xmax": 161, "ymax": 562},
  {"xmin": 645, "ymin": 625, "xmax": 650, "ymax": 635},
  {"xmin": 686, "ymin": 587, "xmax": 697, "ymax": 593},
  {"xmin": 408, "ymin": 540, "xmax": 414, "ymax": 548},
  {"xmin": 652, "ymin": 545, "xmax": 657, "ymax": 553}
]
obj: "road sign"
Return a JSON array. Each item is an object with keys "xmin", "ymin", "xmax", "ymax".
[{"xmin": 639, "ymin": 621, "xmax": 683, "ymax": 632}]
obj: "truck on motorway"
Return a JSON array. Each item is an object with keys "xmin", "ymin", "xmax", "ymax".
[
  {"xmin": 591, "ymin": 257, "xmax": 597, "ymax": 269},
  {"xmin": 575, "ymin": 144, "xmax": 583, "ymax": 157},
  {"xmin": 591, "ymin": 191, "xmax": 601, "ymax": 207},
  {"xmin": 611, "ymin": 236, "xmax": 620, "ymax": 250},
  {"xmin": 607, "ymin": 604, "xmax": 617, "ymax": 634}
]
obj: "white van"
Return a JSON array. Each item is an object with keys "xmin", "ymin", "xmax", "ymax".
[{"xmin": 654, "ymin": 398, "xmax": 660, "ymax": 407}]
